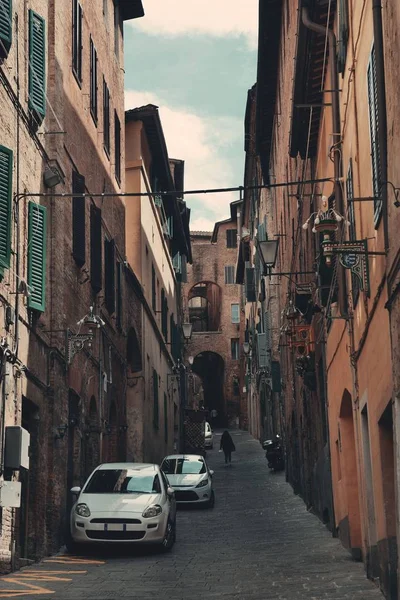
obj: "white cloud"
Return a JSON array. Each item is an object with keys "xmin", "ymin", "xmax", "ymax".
[
  {"xmin": 128, "ymin": 0, "xmax": 258, "ymax": 48},
  {"xmin": 125, "ymin": 90, "xmax": 242, "ymax": 229}
]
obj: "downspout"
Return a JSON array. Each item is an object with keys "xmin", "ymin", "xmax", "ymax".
[
  {"xmin": 301, "ymin": 7, "xmax": 347, "ymax": 318},
  {"xmin": 372, "ymin": 0, "xmax": 388, "ymax": 252}
]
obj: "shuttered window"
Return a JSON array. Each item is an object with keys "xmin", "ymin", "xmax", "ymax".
[
  {"xmin": 367, "ymin": 45, "xmax": 382, "ymax": 225},
  {"xmin": 346, "ymin": 159, "xmax": 360, "ymax": 307},
  {"xmin": 245, "ymin": 265, "xmax": 256, "ymax": 302},
  {"xmin": 0, "ymin": 0, "xmax": 12, "ymax": 58},
  {"xmin": 231, "ymin": 338, "xmax": 239, "ymax": 360},
  {"xmin": 226, "ymin": 229, "xmax": 237, "ymax": 248},
  {"xmin": 0, "ymin": 146, "xmax": 12, "ymax": 272},
  {"xmin": 28, "ymin": 10, "xmax": 46, "ymax": 122},
  {"xmin": 103, "ymin": 78, "xmax": 110, "ymax": 156},
  {"xmin": 153, "ymin": 370, "xmax": 159, "ymax": 430},
  {"xmin": 28, "ymin": 202, "xmax": 47, "ymax": 312},
  {"xmin": 72, "ymin": 0, "xmax": 82, "ymax": 82},
  {"xmin": 225, "ymin": 265, "xmax": 235, "ymax": 284},
  {"xmin": 257, "ymin": 333, "xmax": 268, "ymax": 369},
  {"xmin": 72, "ymin": 171, "xmax": 85, "ymax": 266},
  {"xmin": 231, "ymin": 303, "xmax": 240, "ymax": 324},
  {"xmin": 116, "ymin": 261, "xmax": 123, "ymax": 330},
  {"xmin": 90, "ymin": 36, "xmax": 98, "ymax": 124},
  {"xmin": 104, "ymin": 238, "xmax": 115, "ymax": 314},
  {"xmin": 90, "ymin": 205, "xmax": 102, "ymax": 293},
  {"xmin": 114, "ymin": 111, "xmax": 121, "ymax": 184}
]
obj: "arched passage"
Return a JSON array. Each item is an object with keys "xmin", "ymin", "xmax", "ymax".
[
  {"xmin": 188, "ymin": 282, "xmax": 221, "ymax": 331},
  {"xmin": 191, "ymin": 352, "xmax": 225, "ymax": 425},
  {"xmin": 339, "ymin": 389, "xmax": 362, "ymax": 556}
]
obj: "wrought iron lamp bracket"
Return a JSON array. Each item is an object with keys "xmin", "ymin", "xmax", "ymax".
[{"xmin": 66, "ymin": 329, "xmax": 94, "ymax": 364}]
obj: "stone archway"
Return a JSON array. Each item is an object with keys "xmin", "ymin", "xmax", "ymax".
[
  {"xmin": 191, "ymin": 351, "xmax": 225, "ymax": 425},
  {"xmin": 339, "ymin": 389, "xmax": 362, "ymax": 558}
]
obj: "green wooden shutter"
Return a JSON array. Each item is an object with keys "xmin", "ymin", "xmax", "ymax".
[
  {"xmin": 28, "ymin": 10, "xmax": 46, "ymax": 121},
  {"xmin": 0, "ymin": 0, "xmax": 12, "ymax": 57},
  {"xmin": 28, "ymin": 202, "xmax": 47, "ymax": 311},
  {"xmin": 0, "ymin": 145, "xmax": 12, "ymax": 272}
]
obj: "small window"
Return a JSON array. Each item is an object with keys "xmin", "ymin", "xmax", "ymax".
[
  {"xmin": 114, "ymin": 111, "xmax": 121, "ymax": 184},
  {"xmin": 116, "ymin": 261, "xmax": 123, "ymax": 330},
  {"xmin": 103, "ymin": 78, "xmax": 110, "ymax": 156},
  {"xmin": 90, "ymin": 36, "xmax": 98, "ymax": 124},
  {"xmin": 226, "ymin": 229, "xmax": 237, "ymax": 248},
  {"xmin": 28, "ymin": 202, "xmax": 47, "ymax": 312},
  {"xmin": 231, "ymin": 304, "xmax": 240, "ymax": 324},
  {"xmin": 225, "ymin": 265, "xmax": 235, "ymax": 284},
  {"xmin": 72, "ymin": 0, "xmax": 82, "ymax": 82},
  {"xmin": 231, "ymin": 339, "xmax": 239, "ymax": 360}
]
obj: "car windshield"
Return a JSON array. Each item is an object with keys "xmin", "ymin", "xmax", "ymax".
[
  {"xmin": 83, "ymin": 469, "xmax": 161, "ymax": 494},
  {"xmin": 161, "ymin": 458, "xmax": 206, "ymax": 475}
]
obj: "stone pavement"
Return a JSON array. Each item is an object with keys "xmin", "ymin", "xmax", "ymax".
[{"xmin": 0, "ymin": 430, "xmax": 384, "ymax": 599}]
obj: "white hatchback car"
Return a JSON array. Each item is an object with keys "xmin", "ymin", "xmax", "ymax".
[
  {"xmin": 204, "ymin": 422, "xmax": 213, "ymax": 449},
  {"xmin": 68, "ymin": 463, "xmax": 176, "ymax": 552},
  {"xmin": 161, "ymin": 454, "xmax": 215, "ymax": 508}
]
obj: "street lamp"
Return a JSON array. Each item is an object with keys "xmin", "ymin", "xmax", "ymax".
[
  {"xmin": 243, "ymin": 341, "xmax": 250, "ymax": 355},
  {"xmin": 182, "ymin": 322, "xmax": 193, "ymax": 342},
  {"xmin": 188, "ymin": 355, "xmax": 194, "ymax": 365},
  {"xmin": 66, "ymin": 306, "xmax": 105, "ymax": 363},
  {"xmin": 256, "ymin": 238, "xmax": 280, "ymax": 274}
]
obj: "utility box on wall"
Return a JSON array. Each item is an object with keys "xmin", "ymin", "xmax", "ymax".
[
  {"xmin": 4, "ymin": 426, "xmax": 30, "ymax": 470},
  {"xmin": 0, "ymin": 481, "xmax": 22, "ymax": 508}
]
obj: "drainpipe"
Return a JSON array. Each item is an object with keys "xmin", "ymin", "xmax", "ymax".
[
  {"xmin": 301, "ymin": 7, "xmax": 347, "ymax": 318},
  {"xmin": 372, "ymin": 0, "xmax": 388, "ymax": 252}
]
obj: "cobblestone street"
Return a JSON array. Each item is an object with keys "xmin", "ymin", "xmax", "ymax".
[{"xmin": 0, "ymin": 431, "xmax": 384, "ymax": 599}]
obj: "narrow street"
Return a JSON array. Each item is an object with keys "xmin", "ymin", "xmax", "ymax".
[{"xmin": 0, "ymin": 431, "xmax": 383, "ymax": 600}]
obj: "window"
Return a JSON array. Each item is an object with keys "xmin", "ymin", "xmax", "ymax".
[
  {"xmin": 337, "ymin": 0, "xmax": 349, "ymax": 75},
  {"xmin": 114, "ymin": 111, "xmax": 121, "ymax": 184},
  {"xmin": 151, "ymin": 264, "xmax": 156, "ymax": 311},
  {"xmin": 28, "ymin": 10, "xmax": 46, "ymax": 123},
  {"xmin": 231, "ymin": 338, "xmax": 239, "ymax": 360},
  {"xmin": 72, "ymin": 171, "xmax": 85, "ymax": 266},
  {"xmin": 72, "ymin": 0, "xmax": 82, "ymax": 82},
  {"xmin": 103, "ymin": 78, "xmax": 110, "ymax": 156},
  {"xmin": 245, "ymin": 265, "xmax": 256, "ymax": 302},
  {"xmin": 90, "ymin": 204, "xmax": 102, "ymax": 293},
  {"xmin": 0, "ymin": 0, "xmax": 12, "ymax": 58},
  {"xmin": 28, "ymin": 202, "xmax": 47, "ymax": 312},
  {"xmin": 161, "ymin": 289, "xmax": 168, "ymax": 340},
  {"xmin": 0, "ymin": 145, "xmax": 13, "ymax": 274},
  {"xmin": 346, "ymin": 160, "xmax": 360, "ymax": 307},
  {"xmin": 231, "ymin": 303, "xmax": 240, "ymax": 324},
  {"xmin": 104, "ymin": 238, "xmax": 115, "ymax": 314},
  {"xmin": 226, "ymin": 229, "xmax": 237, "ymax": 248},
  {"xmin": 90, "ymin": 36, "xmax": 98, "ymax": 124},
  {"xmin": 164, "ymin": 393, "xmax": 168, "ymax": 443},
  {"xmin": 153, "ymin": 370, "xmax": 159, "ymax": 429},
  {"xmin": 225, "ymin": 265, "xmax": 235, "ymax": 284},
  {"xmin": 116, "ymin": 261, "xmax": 123, "ymax": 330},
  {"xmin": 367, "ymin": 44, "xmax": 382, "ymax": 224}
]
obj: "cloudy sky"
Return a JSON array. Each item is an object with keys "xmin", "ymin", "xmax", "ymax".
[{"xmin": 124, "ymin": 1, "xmax": 258, "ymax": 231}]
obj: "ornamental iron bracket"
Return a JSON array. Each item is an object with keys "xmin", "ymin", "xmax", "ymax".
[{"xmin": 66, "ymin": 329, "xmax": 94, "ymax": 364}]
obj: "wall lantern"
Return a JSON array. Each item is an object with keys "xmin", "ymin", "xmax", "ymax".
[
  {"xmin": 67, "ymin": 306, "xmax": 105, "ymax": 363},
  {"xmin": 243, "ymin": 342, "xmax": 251, "ymax": 355},
  {"xmin": 182, "ymin": 322, "xmax": 193, "ymax": 341},
  {"xmin": 256, "ymin": 238, "xmax": 280, "ymax": 273},
  {"xmin": 188, "ymin": 355, "xmax": 194, "ymax": 365}
]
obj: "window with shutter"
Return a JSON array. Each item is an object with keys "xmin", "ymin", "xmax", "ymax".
[
  {"xmin": 104, "ymin": 238, "xmax": 115, "ymax": 314},
  {"xmin": 153, "ymin": 369, "xmax": 159, "ymax": 429},
  {"xmin": 367, "ymin": 45, "xmax": 382, "ymax": 225},
  {"xmin": 72, "ymin": 0, "xmax": 82, "ymax": 82},
  {"xmin": 231, "ymin": 338, "xmax": 239, "ymax": 360},
  {"xmin": 90, "ymin": 205, "xmax": 102, "ymax": 293},
  {"xmin": 231, "ymin": 304, "xmax": 240, "ymax": 324},
  {"xmin": 114, "ymin": 111, "xmax": 121, "ymax": 184},
  {"xmin": 346, "ymin": 160, "xmax": 360, "ymax": 307},
  {"xmin": 164, "ymin": 393, "xmax": 168, "ymax": 442},
  {"xmin": 90, "ymin": 36, "xmax": 98, "ymax": 124},
  {"xmin": 0, "ymin": 0, "xmax": 12, "ymax": 58},
  {"xmin": 257, "ymin": 333, "xmax": 268, "ymax": 369},
  {"xmin": 28, "ymin": 202, "xmax": 47, "ymax": 312},
  {"xmin": 28, "ymin": 10, "xmax": 46, "ymax": 122},
  {"xmin": 72, "ymin": 171, "xmax": 85, "ymax": 266},
  {"xmin": 103, "ymin": 78, "xmax": 110, "ymax": 155},
  {"xmin": 0, "ymin": 145, "xmax": 12, "ymax": 273},
  {"xmin": 181, "ymin": 254, "xmax": 188, "ymax": 283},
  {"xmin": 116, "ymin": 261, "xmax": 123, "ymax": 330},
  {"xmin": 225, "ymin": 265, "xmax": 235, "ymax": 284},
  {"xmin": 226, "ymin": 229, "xmax": 237, "ymax": 248},
  {"xmin": 245, "ymin": 265, "xmax": 256, "ymax": 302}
]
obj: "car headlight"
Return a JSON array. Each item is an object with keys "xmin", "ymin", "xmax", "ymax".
[
  {"xmin": 196, "ymin": 478, "xmax": 209, "ymax": 488},
  {"xmin": 75, "ymin": 503, "xmax": 91, "ymax": 517},
  {"xmin": 142, "ymin": 505, "xmax": 162, "ymax": 518}
]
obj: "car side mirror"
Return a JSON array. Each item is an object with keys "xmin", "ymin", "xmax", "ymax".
[
  {"xmin": 70, "ymin": 486, "xmax": 81, "ymax": 496},
  {"xmin": 167, "ymin": 487, "xmax": 175, "ymax": 498},
  {"xmin": 209, "ymin": 470, "xmax": 214, "ymax": 477}
]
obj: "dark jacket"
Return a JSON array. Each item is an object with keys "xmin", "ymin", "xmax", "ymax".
[{"xmin": 220, "ymin": 431, "xmax": 235, "ymax": 452}]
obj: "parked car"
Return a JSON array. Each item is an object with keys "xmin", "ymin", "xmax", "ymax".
[
  {"xmin": 161, "ymin": 454, "xmax": 215, "ymax": 508},
  {"xmin": 67, "ymin": 463, "xmax": 176, "ymax": 552},
  {"xmin": 204, "ymin": 422, "xmax": 213, "ymax": 449}
]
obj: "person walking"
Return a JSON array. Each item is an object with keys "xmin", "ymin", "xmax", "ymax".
[{"xmin": 220, "ymin": 430, "xmax": 235, "ymax": 466}]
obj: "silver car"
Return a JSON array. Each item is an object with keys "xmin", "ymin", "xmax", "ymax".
[
  {"xmin": 161, "ymin": 454, "xmax": 215, "ymax": 508},
  {"xmin": 204, "ymin": 422, "xmax": 214, "ymax": 449}
]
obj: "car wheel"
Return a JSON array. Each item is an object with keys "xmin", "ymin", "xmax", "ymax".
[
  {"xmin": 206, "ymin": 490, "xmax": 215, "ymax": 509},
  {"xmin": 160, "ymin": 519, "xmax": 175, "ymax": 552}
]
